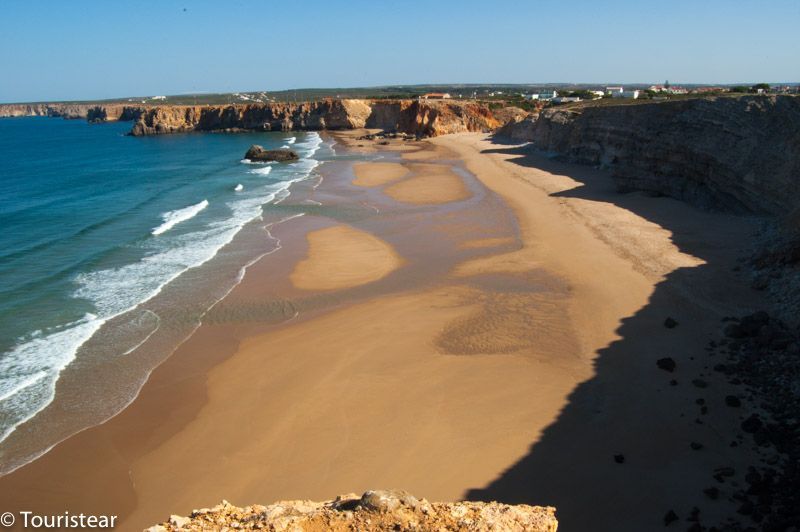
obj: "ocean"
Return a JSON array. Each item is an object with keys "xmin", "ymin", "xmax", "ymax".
[{"xmin": 0, "ymin": 117, "xmax": 331, "ymax": 473}]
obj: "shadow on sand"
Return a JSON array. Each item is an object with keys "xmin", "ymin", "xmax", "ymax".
[{"xmin": 465, "ymin": 142, "xmax": 764, "ymax": 531}]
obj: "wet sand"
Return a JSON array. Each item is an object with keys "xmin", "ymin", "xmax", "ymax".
[
  {"xmin": 351, "ymin": 162, "xmax": 408, "ymax": 187},
  {"xmin": 290, "ymin": 225, "xmax": 402, "ymax": 291},
  {"xmin": 0, "ymin": 131, "xmax": 767, "ymax": 531}
]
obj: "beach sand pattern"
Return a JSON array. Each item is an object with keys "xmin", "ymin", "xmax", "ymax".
[{"xmin": 0, "ymin": 128, "xmax": 771, "ymax": 531}]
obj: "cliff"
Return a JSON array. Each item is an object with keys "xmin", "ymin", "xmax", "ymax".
[
  {"xmin": 129, "ymin": 99, "xmax": 500, "ymax": 137},
  {"xmin": 0, "ymin": 98, "xmax": 500, "ymax": 138},
  {"xmin": 496, "ymin": 96, "xmax": 800, "ymax": 216},
  {"xmin": 0, "ymin": 102, "xmax": 145, "ymax": 121},
  {"xmin": 146, "ymin": 490, "xmax": 558, "ymax": 531}
]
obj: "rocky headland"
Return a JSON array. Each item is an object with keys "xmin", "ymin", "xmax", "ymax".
[
  {"xmin": 0, "ymin": 102, "xmax": 143, "ymax": 121},
  {"xmin": 146, "ymin": 490, "xmax": 558, "ymax": 531},
  {"xmin": 0, "ymin": 99, "xmax": 501, "ymax": 138},
  {"xmin": 127, "ymin": 99, "xmax": 500, "ymax": 137}
]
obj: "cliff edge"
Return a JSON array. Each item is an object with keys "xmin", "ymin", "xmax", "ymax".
[
  {"xmin": 496, "ymin": 95, "xmax": 800, "ymax": 216},
  {"xmin": 0, "ymin": 99, "xmax": 501, "ymax": 139},
  {"xmin": 129, "ymin": 99, "xmax": 500, "ymax": 138},
  {"xmin": 145, "ymin": 490, "xmax": 558, "ymax": 531}
]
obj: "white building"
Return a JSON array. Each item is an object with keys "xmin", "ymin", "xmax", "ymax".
[
  {"xmin": 606, "ymin": 86, "xmax": 624, "ymax": 95},
  {"xmin": 553, "ymin": 96, "xmax": 581, "ymax": 104},
  {"xmin": 590, "ymin": 90, "xmax": 605, "ymax": 99},
  {"xmin": 612, "ymin": 90, "xmax": 640, "ymax": 99}
]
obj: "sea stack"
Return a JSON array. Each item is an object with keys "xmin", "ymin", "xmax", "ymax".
[{"xmin": 245, "ymin": 145, "xmax": 299, "ymax": 162}]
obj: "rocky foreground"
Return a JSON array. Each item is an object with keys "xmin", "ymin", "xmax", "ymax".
[{"xmin": 145, "ymin": 490, "xmax": 558, "ymax": 531}]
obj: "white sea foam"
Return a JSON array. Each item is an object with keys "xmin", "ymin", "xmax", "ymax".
[
  {"xmin": 151, "ymin": 199, "xmax": 208, "ymax": 236},
  {"xmin": 248, "ymin": 166, "xmax": 272, "ymax": 176},
  {"xmin": 234, "ymin": 184, "xmax": 244, "ymax": 191},
  {"xmin": 0, "ymin": 313, "xmax": 104, "ymax": 442},
  {"xmin": 285, "ymin": 136, "xmax": 296, "ymax": 144}
]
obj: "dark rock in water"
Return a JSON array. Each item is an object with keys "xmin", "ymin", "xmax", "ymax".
[
  {"xmin": 741, "ymin": 414, "xmax": 763, "ymax": 434},
  {"xmin": 703, "ymin": 486, "xmax": 720, "ymax": 500},
  {"xmin": 657, "ymin": 357, "xmax": 676, "ymax": 372},
  {"xmin": 613, "ymin": 454, "xmax": 625, "ymax": 464},
  {"xmin": 663, "ymin": 317, "xmax": 678, "ymax": 328},
  {"xmin": 725, "ymin": 395, "xmax": 742, "ymax": 407},
  {"xmin": 692, "ymin": 378, "xmax": 708, "ymax": 388},
  {"xmin": 663, "ymin": 509, "xmax": 679, "ymax": 526},
  {"xmin": 669, "ymin": 379, "xmax": 678, "ymax": 386},
  {"xmin": 244, "ymin": 145, "xmax": 299, "ymax": 162},
  {"xmin": 690, "ymin": 441, "xmax": 704, "ymax": 450}
]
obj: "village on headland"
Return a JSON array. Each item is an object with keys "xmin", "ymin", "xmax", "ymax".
[
  {"xmin": 412, "ymin": 81, "xmax": 800, "ymax": 109},
  {"xmin": 12, "ymin": 81, "xmax": 794, "ymax": 110}
]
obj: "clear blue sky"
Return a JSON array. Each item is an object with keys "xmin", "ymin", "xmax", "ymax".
[{"xmin": 1, "ymin": 0, "xmax": 798, "ymax": 102}]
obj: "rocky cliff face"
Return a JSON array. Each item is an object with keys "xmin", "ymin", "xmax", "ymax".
[
  {"xmin": 146, "ymin": 490, "xmax": 558, "ymax": 531},
  {"xmin": 0, "ymin": 103, "xmax": 144, "ymax": 121},
  {"xmin": 128, "ymin": 99, "xmax": 499, "ymax": 138},
  {"xmin": 497, "ymin": 96, "xmax": 800, "ymax": 216},
  {"xmin": 1, "ymin": 99, "xmax": 499, "ymax": 138}
]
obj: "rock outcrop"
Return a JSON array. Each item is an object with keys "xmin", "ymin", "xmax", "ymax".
[
  {"xmin": 496, "ymin": 95, "xmax": 800, "ymax": 216},
  {"xmin": 244, "ymin": 145, "xmax": 299, "ymax": 162},
  {"xmin": 146, "ymin": 490, "xmax": 558, "ymax": 531}
]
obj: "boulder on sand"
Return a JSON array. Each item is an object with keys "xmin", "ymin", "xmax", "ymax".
[{"xmin": 245, "ymin": 145, "xmax": 299, "ymax": 162}]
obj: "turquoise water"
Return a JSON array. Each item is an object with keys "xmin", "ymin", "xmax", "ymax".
[{"xmin": 0, "ymin": 117, "xmax": 326, "ymax": 460}]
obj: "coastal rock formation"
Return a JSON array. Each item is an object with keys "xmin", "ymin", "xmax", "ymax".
[
  {"xmin": 0, "ymin": 102, "xmax": 145, "ymax": 121},
  {"xmin": 496, "ymin": 96, "xmax": 800, "ymax": 216},
  {"xmin": 1, "ymin": 99, "xmax": 500, "ymax": 138},
  {"xmin": 146, "ymin": 490, "xmax": 558, "ymax": 531},
  {"xmin": 244, "ymin": 145, "xmax": 299, "ymax": 162},
  {"xmin": 365, "ymin": 100, "xmax": 502, "ymax": 137},
  {"xmin": 127, "ymin": 99, "xmax": 499, "ymax": 138}
]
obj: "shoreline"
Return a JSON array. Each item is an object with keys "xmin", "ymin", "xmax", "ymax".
[
  {"xmin": 0, "ymin": 130, "xmax": 328, "ymax": 477},
  {"xmin": 0, "ymin": 131, "xmax": 772, "ymax": 530}
]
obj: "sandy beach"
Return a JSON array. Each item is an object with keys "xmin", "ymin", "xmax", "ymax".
[{"xmin": 0, "ymin": 131, "xmax": 768, "ymax": 530}]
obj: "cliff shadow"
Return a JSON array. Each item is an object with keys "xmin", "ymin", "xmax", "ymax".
[{"xmin": 465, "ymin": 143, "xmax": 766, "ymax": 531}]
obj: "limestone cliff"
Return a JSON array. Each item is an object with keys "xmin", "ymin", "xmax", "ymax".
[
  {"xmin": 496, "ymin": 96, "xmax": 800, "ymax": 216},
  {"xmin": 1, "ymin": 99, "xmax": 499, "ymax": 138},
  {"xmin": 146, "ymin": 490, "xmax": 558, "ymax": 531},
  {"xmin": 128, "ymin": 99, "xmax": 371, "ymax": 136},
  {"xmin": 0, "ymin": 103, "xmax": 144, "ymax": 121},
  {"xmin": 129, "ymin": 99, "xmax": 499, "ymax": 138}
]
